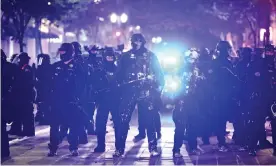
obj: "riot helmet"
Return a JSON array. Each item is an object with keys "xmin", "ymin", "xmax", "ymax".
[
  {"xmin": 103, "ymin": 47, "xmax": 116, "ymax": 71},
  {"xmin": 131, "ymin": 33, "xmax": 146, "ymax": 50},
  {"xmin": 18, "ymin": 52, "xmax": 31, "ymax": 65},
  {"xmin": 59, "ymin": 43, "xmax": 74, "ymax": 61},
  {"xmin": 240, "ymin": 47, "xmax": 252, "ymax": 64},
  {"xmin": 216, "ymin": 41, "xmax": 232, "ymax": 59}
]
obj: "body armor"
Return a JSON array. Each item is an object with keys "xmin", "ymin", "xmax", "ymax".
[
  {"xmin": 51, "ymin": 59, "xmax": 84, "ymax": 103},
  {"xmin": 120, "ymin": 48, "xmax": 157, "ymax": 99}
]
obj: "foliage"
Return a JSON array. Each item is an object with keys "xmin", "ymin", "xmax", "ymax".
[{"xmin": 1, "ymin": 0, "xmax": 86, "ymax": 52}]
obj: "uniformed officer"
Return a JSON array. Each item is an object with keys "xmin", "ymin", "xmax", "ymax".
[
  {"xmin": 48, "ymin": 43, "xmax": 85, "ymax": 156},
  {"xmin": 9, "ymin": 52, "xmax": 36, "ymax": 137},
  {"xmin": 114, "ymin": 33, "xmax": 164, "ymax": 157}
]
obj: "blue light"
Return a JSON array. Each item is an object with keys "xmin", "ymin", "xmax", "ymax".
[{"xmin": 163, "ymin": 75, "xmax": 182, "ymax": 93}]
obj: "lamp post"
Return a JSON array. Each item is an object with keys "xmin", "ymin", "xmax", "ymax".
[
  {"xmin": 110, "ymin": 13, "xmax": 128, "ymax": 24},
  {"xmin": 110, "ymin": 13, "xmax": 128, "ymax": 45}
]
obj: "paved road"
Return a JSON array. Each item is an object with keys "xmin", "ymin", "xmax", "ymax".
[{"xmin": 2, "ymin": 113, "xmax": 276, "ymax": 165}]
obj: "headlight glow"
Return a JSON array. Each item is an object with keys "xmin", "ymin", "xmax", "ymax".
[{"xmin": 164, "ymin": 75, "xmax": 182, "ymax": 93}]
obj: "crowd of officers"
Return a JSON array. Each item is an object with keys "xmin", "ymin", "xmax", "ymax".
[
  {"xmin": 1, "ymin": 33, "xmax": 276, "ymax": 160},
  {"xmin": 172, "ymin": 41, "xmax": 276, "ymax": 157}
]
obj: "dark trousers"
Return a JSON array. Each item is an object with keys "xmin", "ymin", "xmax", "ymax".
[
  {"xmin": 213, "ymin": 99, "xmax": 229, "ymax": 147},
  {"xmin": 197, "ymin": 98, "xmax": 213, "ymax": 143},
  {"xmin": 232, "ymin": 113, "xmax": 248, "ymax": 146},
  {"xmin": 95, "ymin": 95, "xmax": 119, "ymax": 147},
  {"xmin": 115, "ymin": 88, "xmax": 157, "ymax": 152},
  {"xmin": 10, "ymin": 102, "xmax": 35, "ymax": 136},
  {"xmin": 173, "ymin": 114, "xmax": 186, "ymax": 153},
  {"xmin": 248, "ymin": 119, "xmax": 264, "ymax": 151},
  {"xmin": 173, "ymin": 100, "xmax": 198, "ymax": 152},
  {"xmin": 48, "ymin": 103, "xmax": 82, "ymax": 152},
  {"xmin": 1, "ymin": 120, "xmax": 10, "ymax": 159},
  {"xmin": 138, "ymin": 103, "xmax": 161, "ymax": 135}
]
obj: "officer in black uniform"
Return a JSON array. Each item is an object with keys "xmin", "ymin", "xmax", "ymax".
[
  {"xmin": 71, "ymin": 41, "xmax": 91, "ymax": 144},
  {"xmin": 1, "ymin": 49, "xmax": 14, "ymax": 159},
  {"xmin": 246, "ymin": 47, "xmax": 271, "ymax": 156},
  {"xmin": 35, "ymin": 54, "xmax": 52, "ymax": 124},
  {"xmin": 93, "ymin": 47, "xmax": 120, "ymax": 152},
  {"xmin": 197, "ymin": 48, "xmax": 214, "ymax": 144},
  {"xmin": 172, "ymin": 55, "xmax": 201, "ymax": 157},
  {"xmin": 85, "ymin": 45, "xmax": 102, "ymax": 135},
  {"xmin": 113, "ymin": 33, "xmax": 164, "ymax": 157},
  {"xmin": 233, "ymin": 47, "xmax": 252, "ymax": 150},
  {"xmin": 48, "ymin": 43, "xmax": 85, "ymax": 157},
  {"xmin": 9, "ymin": 52, "xmax": 36, "ymax": 137},
  {"xmin": 212, "ymin": 41, "xmax": 239, "ymax": 152}
]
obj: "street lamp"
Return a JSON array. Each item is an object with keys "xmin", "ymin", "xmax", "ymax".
[
  {"xmin": 156, "ymin": 37, "xmax": 162, "ymax": 43},
  {"xmin": 94, "ymin": 0, "xmax": 101, "ymax": 4},
  {"xmin": 120, "ymin": 13, "xmax": 128, "ymax": 23},
  {"xmin": 152, "ymin": 37, "xmax": 157, "ymax": 43},
  {"xmin": 110, "ymin": 13, "xmax": 118, "ymax": 23},
  {"xmin": 110, "ymin": 13, "xmax": 128, "ymax": 23},
  {"xmin": 152, "ymin": 36, "xmax": 162, "ymax": 44}
]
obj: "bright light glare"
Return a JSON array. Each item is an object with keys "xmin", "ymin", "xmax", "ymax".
[
  {"xmin": 136, "ymin": 25, "xmax": 141, "ymax": 30},
  {"xmin": 129, "ymin": 27, "xmax": 133, "ymax": 31},
  {"xmin": 94, "ymin": 0, "xmax": 101, "ymax": 4},
  {"xmin": 120, "ymin": 13, "xmax": 128, "ymax": 23},
  {"xmin": 152, "ymin": 37, "xmax": 157, "ymax": 43},
  {"xmin": 98, "ymin": 17, "xmax": 104, "ymax": 22},
  {"xmin": 48, "ymin": 2, "xmax": 51, "ymax": 5},
  {"xmin": 164, "ymin": 76, "xmax": 181, "ymax": 92},
  {"xmin": 110, "ymin": 13, "xmax": 117, "ymax": 23},
  {"xmin": 168, "ymin": 81, "xmax": 179, "ymax": 91},
  {"xmin": 158, "ymin": 50, "xmax": 181, "ymax": 65},
  {"xmin": 156, "ymin": 37, "xmax": 162, "ymax": 43},
  {"xmin": 164, "ymin": 56, "xmax": 177, "ymax": 64},
  {"xmin": 115, "ymin": 31, "xmax": 121, "ymax": 37}
]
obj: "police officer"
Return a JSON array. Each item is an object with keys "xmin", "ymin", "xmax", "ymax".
[
  {"xmin": 197, "ymin": 48, "xmax": 214, "ymax": 144},
  {"xmin": 9, "ymin": 52, "xmax": 36, "ymax": 137},
  {"xmin": 85, "ymin": 45, "xmax": 102, "ymax": 135},
  {"xmin": 233, "ymin": 47, "xmax": 252, "ymax": 150},
  {"xmin": 35, "ymin": 54, "xmax": 52, "ymax": 124},
  {"xmin": 1, "ymin": 49, "xmax": 13, "ymax": 159},
  {"xmin": 246, "ymin": 47, "xmax": 271, "ymax": 156},
  {"xmin": 114, "ymin": 33, "xmax": 164, "ymax": 157},
  {"xmin": 72, "ymin": 41, "xmax": 92, "ymax": 144},
  {"xmin": 172, "ymin": 55, "xmax": 202, "ymax": 157},
  {"xmin": 212, "ymin": 41, "xmax": 239, "ymax": 152},
  {"xmin": 93, "ymin": 47, "xmax": 120, "ymax": 152},
  {"xmin": 48, "ymin": 43, "xmax": 85, "ymax": 156}
]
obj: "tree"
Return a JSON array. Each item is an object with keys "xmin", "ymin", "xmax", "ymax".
[
  {"xmin": 200, "ymin": 0, "xmax": 273, "ymax": 48},
  {"xmin": 1, "ymin": 0, "xmax": 88, "ymax": 53},
  {"xmin": 61, "ymin": 0, "xmax": 106, "ymax": 43},
  {"xmin": 29, "ymin": 0, "xmax": 84, "ymax": 54},
  {"xmin": 1, "ymin": 0, "xmax": 33, "ymax": 52},
  {"xmin": 122, "ymin": 0, "xmax": 234, "ymax": 47}
]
